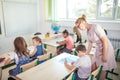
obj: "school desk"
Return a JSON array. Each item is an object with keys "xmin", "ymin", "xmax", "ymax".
[
  {"xmin": 32, "ymin": 33, "xmax": 63, "ymax": 42},
  {"xmin": 0, "ymin": 52, "xmax": 15, "ymax": 69},
  {"xmin": 17, "ymin": 53, "xmax": 79, "ymax": 80},
  {"xmin": 43, "ymin": 37, "xmax": 65, "ymax": 56}
]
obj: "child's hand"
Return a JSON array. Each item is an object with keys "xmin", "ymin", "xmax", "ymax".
[
  {"xmin": 64, "ymin": 59, "xmax": 67, "ymax": 65},
  {"xmin": 71, "ymin": 62, "xmax": 75, "ymax": 65},
  {"xmin": 56, "ymin": 41, "xmax": 59, "ymax": 44}
]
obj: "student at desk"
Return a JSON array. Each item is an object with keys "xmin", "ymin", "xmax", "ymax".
[
  {"xmin": 64, "ymin": 45, "xmax": 91, "ymax": 80},
  {"xmin": 29, "ymin": 36, "xmax": 44, "ymax": 63},
  {"xmin": 4, "ymin": 37, "xmax": 30, "ymax": 77},
  {"xmin": 57, "ymin": 30, "xmax": 74, "ymax": 54}
]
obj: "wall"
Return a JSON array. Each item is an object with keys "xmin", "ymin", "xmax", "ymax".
[{"xmin": 0, "ymin": 0, "xmax": 37, "ymax": 54}]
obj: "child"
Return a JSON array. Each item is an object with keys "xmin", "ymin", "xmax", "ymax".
[
  {"xmin": 30, "ymin": 36, "xmax": 43, "ymax": 57},
  {"xmin": 57, "ymin": 30, "xmax": 74, "ymax": 54},
  {"xmin": 30, "ymin": 36, "xmax": 44, "ymax": 61},
  {"xmin": 64, "ymin": 45, "xmax": 91, "ymax": 80},
  {"xmin": 73, "ymin": 24, "xmax": 82, "ymax": 43},
  {"xmin": 4, "ymin": 37, "xmax": 30, "ymax": 76}
]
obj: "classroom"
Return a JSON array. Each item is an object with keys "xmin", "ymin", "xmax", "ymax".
[{"xmin": 0, "ymin": 0, "xmax": 120, "ymax": 80}]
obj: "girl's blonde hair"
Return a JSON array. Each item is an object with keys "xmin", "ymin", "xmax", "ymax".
[
  {"xmin": 32, "ymin": 36, "xmax": 42, "ymax": 43},
  {"xmin": 32, "ymin": 36, "xmax": 44, "ymax": 54}
]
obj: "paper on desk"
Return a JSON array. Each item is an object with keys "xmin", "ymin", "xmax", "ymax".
[
  {"xmin": 53, "ymin": 38, "xmax": 65, "ymax": 44},
  {"xmin": 59, "ymin": 55, "xmax": 79, "ymax": 64}
]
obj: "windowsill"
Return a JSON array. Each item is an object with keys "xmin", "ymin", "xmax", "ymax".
[
  {"xmin": 46, "ymin": 19, "xmax": 120, "ymax": 23},
  {"xmin": 88, "ymin": 19, "xmax": 120, "ymax": 23}
]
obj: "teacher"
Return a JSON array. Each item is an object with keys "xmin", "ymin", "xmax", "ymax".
[{"xmin": 76, "ymin": 15, "xmax": 117, "ymax": 80}]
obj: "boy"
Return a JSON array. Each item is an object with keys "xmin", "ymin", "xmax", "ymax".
[
  {"xmin": 64, "ymin": 45, "xmax": 91, "ymax": 80},
  {"xmin": 57, "ymin": 30, "xmax": 74, "ymax": 54}
]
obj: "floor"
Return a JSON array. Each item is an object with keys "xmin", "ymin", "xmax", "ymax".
[{"xmin": 106, "ymin": 61, "xmax": 120, "ymax": 80}]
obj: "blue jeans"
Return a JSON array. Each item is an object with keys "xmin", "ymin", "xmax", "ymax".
[
  {"xmin": 61, "ymin": 48, "xmax": 72, "ymax": 53},
  {"xmin": 74, "ymin": 71, "xmax": 88, "ymax": 80}
]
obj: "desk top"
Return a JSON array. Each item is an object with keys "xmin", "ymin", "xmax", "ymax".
[
  {"xmin": 43, "ymin": 37, "xmax": 65, "ymax": 47},
  {"xmin": 32, "ymin": 33, "xmax": 63, "ymax": 42},
  {"xmin": 17, "ymin": 53, "xmax": 78, "ymax": 80},
  {"xmin": 0, "ymin": 52, "xmax": 11, "ymax": 67}
]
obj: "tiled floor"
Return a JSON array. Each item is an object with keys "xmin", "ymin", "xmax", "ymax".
[{"xmin": 106, "ymin": 62, "xmax": 120, "ymax": 80}]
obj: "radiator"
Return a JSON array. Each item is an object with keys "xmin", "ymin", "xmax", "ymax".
[{"xmin": 107, "ymin": 30, "xmax": 120, "ymax": 49}]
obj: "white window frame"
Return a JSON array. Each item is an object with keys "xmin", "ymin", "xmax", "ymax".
[
  {"xmin": 53, "ymin": 0, "xmax": 120, "ymax": 21},
  {"xmin": 0, "ymin": 1, "xmax": 5, "ymax": 38}
]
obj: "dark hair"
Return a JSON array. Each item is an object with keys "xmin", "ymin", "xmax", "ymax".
[
  {"xmin": 14, "ymin": 37, "xmax": 28, "ymax": 57},
  {"xmin": 75, "ymin": 45, "xmax": 86, "ymax": 53},
  {"xmin": 104, "ymin": 29, "xmax": 107, "ymax": 35},
  {"xmin": 62, "ymin": 29, "xmax": 69, "ymax": 35},
  {"xmin": 32, "ymin": 36, "xmax": 42, "ymax": 43}
]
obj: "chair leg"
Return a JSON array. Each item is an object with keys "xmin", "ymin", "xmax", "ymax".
[
  {"xmin": 106, "ymin": 69, "xmax": 119, "ymax": 80},
  {"xmin": 108, "ymin": 69, "xmax": 119, "ymax": 76}
]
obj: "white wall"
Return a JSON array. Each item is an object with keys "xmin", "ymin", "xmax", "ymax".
[{"xmin": 0, "ymin": 0, "xmax": 37, "ymax": 53}]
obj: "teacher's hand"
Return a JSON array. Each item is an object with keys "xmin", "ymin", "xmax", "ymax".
[{"xmin": 102, "ymin": 56, "xmax": 107, "ymax": 62}]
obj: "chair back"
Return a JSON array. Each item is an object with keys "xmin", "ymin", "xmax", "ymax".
[{"xmin": 20, "ymin": 59, "xmax": 38, "ymax": 72}]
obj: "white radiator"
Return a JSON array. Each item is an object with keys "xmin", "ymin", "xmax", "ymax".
[{"xmin": 107, "ymin": 30, "xmax": 120, "ymax": 49}]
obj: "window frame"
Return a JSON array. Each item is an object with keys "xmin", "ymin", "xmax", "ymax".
[
  {"xmin": 0, "ymin": 1, "xmax": 5, "ymax": 37},
  {"xmin": 46, "ymin": 0, "xmax": 120, "ymax": 21}
]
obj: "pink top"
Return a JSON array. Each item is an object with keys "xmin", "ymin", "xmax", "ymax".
[{"xmin": 65, "ymin": 36, "xmax": 74, "ymax": 50}]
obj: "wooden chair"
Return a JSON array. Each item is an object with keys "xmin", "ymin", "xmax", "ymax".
[
  {"xmin": 37, "ymin": 53, "xmax": 52, "ymax": 62},
  {"xmin": 66, "ymin": 72, "xmax": 75, "ymax": 80},
  {"xmin": 74, "ymin": 41, "xmax": 80, "ymax": 48},
  {"xmin": 44, "ymin": 44, "xmax": 47, "ymax": 49},
  {"xmin": 89, "ymin": 65, "xmax": 103, "ymax": 80},
  {"xmin": 20, "ymin": 59, "xmax": 38, "ymax": 72},
  {"xmin": 105, "ymin": 49, "xmax": 119, "ymax": 80},
  {"xmin": 66, "ymin": 66, "xmax": 103, "ymax": 80}
]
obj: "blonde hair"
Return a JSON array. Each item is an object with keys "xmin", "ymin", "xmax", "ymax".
[
  {"xmin": 32, "ymin": 36, "xmax": 42, "ymax": 43},
  {"xmin": 75, "ymin": 14, "xmax": 87, "ymax": 24}
]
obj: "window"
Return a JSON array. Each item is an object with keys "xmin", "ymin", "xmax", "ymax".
[
  {"xmin": 55, "ymin": 0, "xmax": 67, "ymax": 19},
  {"xmin": 46, "ymin": 0, "xmax": 120, "ymax": 21},
  {"xmin": 98, "ymin": 0, "xmax": 114, "ymax": 19},
  {"xmin": 117, "ymin": 0, "xmax": 120, "ymax": 19},
  {"xmin": 67, "ymin": 0, "xmax": 97, "ymax": 19}
]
